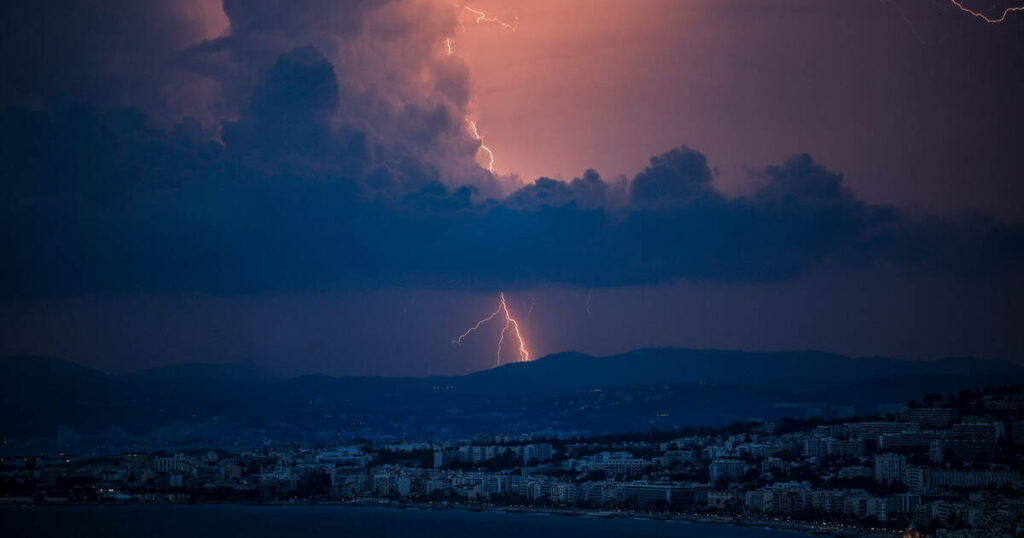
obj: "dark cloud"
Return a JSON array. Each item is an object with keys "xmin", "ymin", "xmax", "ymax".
[
  {"xmin": 185, "ymin": 0, "xmax": 494, "ymax": 195},
  {"xmin": 630, "ymin": 146, "xmax": 717, "ymax": 206},
  {"xmin": 2, "ymin": 94, "xmax": 1020, "ymax": 297},
  {"xmin": 0, "ymin": 0, "xmax": 1022, "ymax": 299},
  {"xmin": 506, "ymin": 170, "xmax": 611, "ymax": 211},
  {"xmin": 221, "ymin": 46, "xmax": 371, "ymax": 178},
  {"xmin": 0, "ymin": 0, "xmax": 234, "ymax": 128}
]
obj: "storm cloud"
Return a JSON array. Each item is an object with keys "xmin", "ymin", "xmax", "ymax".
[{"xmin": 1, "ymin": 0, "xmax": 1021, "ymax": 299}]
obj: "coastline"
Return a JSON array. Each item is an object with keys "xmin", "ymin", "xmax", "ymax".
[
  {"xmin": 353, "ymin": 500, "xmax": 894, "ymax": 538},
  {"xmin": 2, "ymin": 499, "xmax": 895, "ymax": 538}
]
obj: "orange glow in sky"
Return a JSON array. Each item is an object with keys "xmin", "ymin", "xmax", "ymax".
[{"xmin": 455, "ymin": 0, "xmax": 707, "ymax": 184}]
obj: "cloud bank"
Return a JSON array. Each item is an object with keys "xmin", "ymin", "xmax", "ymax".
[{"xmin": 1, "ymin": 0, "xmax": 1021, "ymax": 298}]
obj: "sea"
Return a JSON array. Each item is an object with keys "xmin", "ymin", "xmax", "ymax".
[{"xmin": 0, "ymin": 504, "xmax": 820, "ymax": 538}]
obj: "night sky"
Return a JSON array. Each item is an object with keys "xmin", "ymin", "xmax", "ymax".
[{"xmin": 1, "ymin": 0, "xmax": 1023, "ymax": 376}]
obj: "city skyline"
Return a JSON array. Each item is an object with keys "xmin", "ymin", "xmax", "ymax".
[{"xmin": 3, "ymin": 4, "xmax": 1024, "ymax": 537}]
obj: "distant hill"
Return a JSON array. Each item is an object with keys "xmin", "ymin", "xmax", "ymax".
[
  {"xmin": 463, "ymin": 348, "xmax": 1024, "ymax": 392},
  {"xmin": 1, "ymin": 349, "xmax": 1022, "ymax": 443}
]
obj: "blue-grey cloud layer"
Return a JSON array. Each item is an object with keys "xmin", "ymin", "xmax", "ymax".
[{"xmin": 1, "ymin": 1, "xmax": 1022, "ymax": 298}]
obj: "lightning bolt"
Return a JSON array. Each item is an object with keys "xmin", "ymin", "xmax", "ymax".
[
  {"xmin": 463, "ymin": 5, "xmax": 519, "ymax": 31},
  {"xmin": 881, "ymin": 0, "xmax": 1020, "ymax": 45},
  {"xmin": 466, "ymin": 118, "xmax": 495, "ymax": 172},
  {"xmin": 445, "ymin": 5, "xmax": 519, "ymax": 174},
  {"xmin": 453, "ymin": 292, "xmax": 530, "ymax": 366},
  {"xmin": 949, "ymin": 0, "xmax": 1024, "ymax": 22}
]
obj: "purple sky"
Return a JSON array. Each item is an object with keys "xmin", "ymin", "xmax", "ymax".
[{"xmin": 1, "ymin": 0, "xmax": 1022, "ymax": 375}]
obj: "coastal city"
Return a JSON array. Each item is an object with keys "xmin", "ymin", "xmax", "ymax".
[
  {"xmin": 2, "ymin": 386, "xmax": 1022, "ymax": 538},
  {"xmin": 3, "ymin": 0, "xmax": 1024, "ymax": 537}
]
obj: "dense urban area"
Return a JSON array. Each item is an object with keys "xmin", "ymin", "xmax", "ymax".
[{"xmin": 3, "ymin": 386, "xmax": 1023, "ymax": 538}]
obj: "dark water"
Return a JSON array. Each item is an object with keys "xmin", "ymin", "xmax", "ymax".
[{"xmin": 0, "ymin": 505, "xmax": 815, "ymax": 538}]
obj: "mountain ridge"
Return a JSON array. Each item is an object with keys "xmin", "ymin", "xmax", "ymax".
[
  {"xmin": 3, "ymin": 348, "xmax": 1022, "ymax": 441},
  {"xmin": 7, "ymin": 346, "xmax": 1020, "ymax": 383}
]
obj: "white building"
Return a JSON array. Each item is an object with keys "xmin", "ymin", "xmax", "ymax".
[
  {"xmin": 874, "ymin": 453, "xmax": 907, "ymax": 484},
  {"xmin": 710, "ymin": 459, "xmax": 748, "ymax": 483}
]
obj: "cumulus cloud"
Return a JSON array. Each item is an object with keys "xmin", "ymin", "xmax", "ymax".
[
  {"xmin": 630, "ymin": 146, "xmax": 718, "ymax": 206},
  {"xmin": 188, "ymin": 0, "xmax": 496, "ymax": 195},
  {"xmin": 0, "ymin": 0, "xmax": 1021, "ymax": 298},
  {"xmin": 506, "ymin": 170, "xmax": 612, "ymax": 211}
]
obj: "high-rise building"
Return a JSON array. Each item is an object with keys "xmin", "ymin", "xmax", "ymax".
[
  {"xmin": 852, "ymin": 422, "xmax": 919, "ymax": 441},
  {"xmin": 951, "ymin": 421, "xmax": 1004, "ymax": 444},
  {"xmin": 520, "ymin": 443, "xmax": 554, "ymax": 464},
  {"xmin": 874, "ymin": 453, "xmax": 907, "ymax": 484},
  {"xmin": 898, "ymin": 407, "xmax": 960, "ymax": 429},
  {"xmin": 804, "ymin": 438, "xmax": 865, "ymax": 457},
  {"xmin": 710, "ymin": 459, "xmax": 748, "ymax": 483},
  {"xmin": 432, "ymin": 450, "xmax": 458, "ymax": 468}
]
